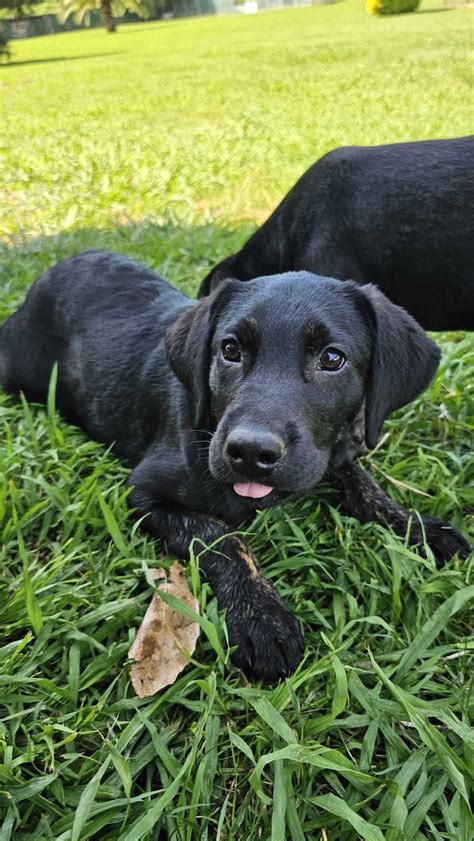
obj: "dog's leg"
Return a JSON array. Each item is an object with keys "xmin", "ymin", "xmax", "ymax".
[
  {"xmin": 328, "ymin": 463, "xmax": 470, "ymax": 564},
  {"xmin": 127, "ymin": 475, "xmax": 304, "ymax": 682}
]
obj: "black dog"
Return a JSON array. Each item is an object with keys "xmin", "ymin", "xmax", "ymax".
[
  {"xmin": 0, "ymin": 251, "xmax": 469, "ymax": 681},
  {"xmin": 199, "ymin": 136, "xmax": 474, "ymax": 331}
]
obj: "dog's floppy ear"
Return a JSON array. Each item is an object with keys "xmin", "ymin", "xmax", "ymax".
[
  {"xmin": 165, "ymin": 280, "xmax": 237, "ymax": 428},
  {"xmin": 361, "ymin": 284, "xmax": 440, "ymax": 449}
]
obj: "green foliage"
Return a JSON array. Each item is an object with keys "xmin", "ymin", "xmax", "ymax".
[
  {"xmin": 58, "ymin": 0, "xmax": 152, "ymax": 28},
  {"xmin": 0, "ymin": 0, "xmax": 59, "ymax": 16},
  {"xmin": 367, "ymin": 0, "xmax": 420, "ymax": 16},
  {"xmin": 1, "ymin": 4, "xmax": 473, "ymax": 838},
  {"xmin": 0, "ymin": 0, "xmax": 42, "ymax": 18},
  {"xmin": 0, "ymin": 25, "xmax": 11, "ymax": 60}
]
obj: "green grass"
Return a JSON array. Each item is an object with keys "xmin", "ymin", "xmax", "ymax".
[{"xmin": 1, "ymin": 3, "xmax": 473, "ymax": 839}]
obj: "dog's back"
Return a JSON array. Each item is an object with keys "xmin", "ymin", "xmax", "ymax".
[
  {"xmin": 200, "ymin": 136, "xmax": 474, "ymax": 330},
  {"xmin": 0, "ymin": 250, "xmax": 190, "ymax": 457}
]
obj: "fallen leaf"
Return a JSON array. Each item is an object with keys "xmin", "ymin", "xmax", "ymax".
[{"xmin": 129, "ymin": 563, "xmax": 200, "ymax": 697}]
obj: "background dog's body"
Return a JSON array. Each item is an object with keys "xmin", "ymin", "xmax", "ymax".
[
  {"xmin": 0, "ymin": 251, "xmax": 469, "ymax": 681},
  {"xmin": 200, "ymin": 136, "xmax": 474, "ymax": 331}
]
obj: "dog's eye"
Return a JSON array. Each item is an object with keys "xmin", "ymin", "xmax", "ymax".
[
  {"xmin": 318, "ymin": 347, "xmax": 346, "ymax": 371},
  {"xmin": 222, "ymin": 339, "xmax": 241, "ymax": 363}
]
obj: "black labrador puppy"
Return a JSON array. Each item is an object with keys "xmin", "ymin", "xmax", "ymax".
[
  {"xmin": 0, "ymin": 251, "xmax": 469, "ymax": 681},
  {"xmin": 199, "ymin": 136, "xmax": 474, "ymax": 331}
]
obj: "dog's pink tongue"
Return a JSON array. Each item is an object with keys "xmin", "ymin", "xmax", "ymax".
[{"xmin": 233, "ymin": 482, "xmax": 273, "ymax": 499}]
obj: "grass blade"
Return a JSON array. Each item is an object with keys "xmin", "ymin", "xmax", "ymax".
[
  {"xmin": 71, "ymin": 756, "xmax": 111, "ymax": 841},
  {"xmin": 395, "ymin": 586, "xmax": 474, "ymax": 679},
  {"xmin": 311, "ymin": 793, "xmax": 385, "ymax": 841}
]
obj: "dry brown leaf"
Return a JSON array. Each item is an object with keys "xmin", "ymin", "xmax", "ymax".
[{"xmin": 128, "ymin": 562, "xmax": 200, "ymax": 697}]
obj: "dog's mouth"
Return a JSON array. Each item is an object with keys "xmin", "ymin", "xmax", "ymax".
[
  {"xmin": 231, "ymin": 481, "xmax": 295, "ymax": 507},
  {"xmin": 233, "ymin": 482, "xmax": 274, "ymax": 499},
  {"xmin": 210, "ymin": 461, "xmax": 322, "ymax": 503},
  {"xmin": 208, "ymin": 440, "xmax": 329, "ymax": 503}
]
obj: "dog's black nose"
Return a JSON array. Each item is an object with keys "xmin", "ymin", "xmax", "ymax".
[{"xmin": 226, "ymin": 428, "xmax": 284, "ymax": 475}]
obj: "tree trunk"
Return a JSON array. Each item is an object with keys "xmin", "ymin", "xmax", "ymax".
[{"xmin": 100, "ymin": 0, "xmax": 116, "ymax": 32}]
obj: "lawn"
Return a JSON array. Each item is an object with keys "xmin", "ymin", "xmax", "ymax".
[{"xmin": 1, "ymin": 2, "xmax": 473, "ymax": 839}]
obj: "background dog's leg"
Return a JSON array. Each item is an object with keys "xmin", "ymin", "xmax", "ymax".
[
  {"xmin": 328, "ymin": 463, "xmax": 470, "ymax": 564},
  {"xmin": 127, "ymin": 479, "xmax": 304, "ymax": 682}
]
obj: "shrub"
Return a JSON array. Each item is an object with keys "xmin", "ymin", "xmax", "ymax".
[
  {"xmin": 0, "ymin": 28, "xmax": 11, "ymax": 64},
  {"xmin": 367, "ymin": 0, "xmax": 420, "ymax": 15}
]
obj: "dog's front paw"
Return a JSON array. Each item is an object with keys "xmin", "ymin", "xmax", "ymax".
[
  {"xmin": 421, "ymin": 517, "xmax": 471, "ymax": 565},
  {"xmin": 226, "ymin": 596, "xmax": 304, "ymax": 683}
]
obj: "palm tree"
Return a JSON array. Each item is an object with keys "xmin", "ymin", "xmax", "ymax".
[{"xmin": 100, "ymin": 0, "xmax": 115, "ymax": 31}]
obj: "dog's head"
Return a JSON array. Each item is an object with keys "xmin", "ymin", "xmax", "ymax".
[{"xmin": 166, "ymin": 273, "xmax": 439, "ymax": 505}]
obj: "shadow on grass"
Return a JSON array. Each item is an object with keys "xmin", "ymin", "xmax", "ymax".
[
  {"xmin": 3, "ymin": 51, "xmax": 126, "ymax": 68},
  {"xmin": 416, "ymin": 5, "xmax": 452, "ymax": 12},
  {"xmin": 116, "ymin": 20, "xmax": 191, "ymax": 34},
  {"xmin": 0, "ymin": 219, "xmax": 255, "ymax": 312}
]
